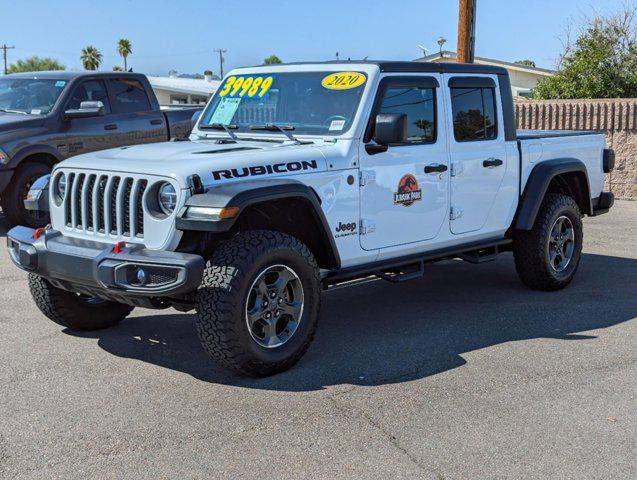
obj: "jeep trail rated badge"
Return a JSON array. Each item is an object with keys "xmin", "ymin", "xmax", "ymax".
[{"xmin": 394, "ymin": 174, "xmax": 422, "ymax": 207}]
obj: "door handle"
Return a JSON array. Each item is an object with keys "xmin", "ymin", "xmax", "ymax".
[
  {"xmin": 424, "ymin": 164, "xmax": 448, "ymax": 174},
  {"xmin": 150, "ymin": 119, "xmax": 163, "ymax": 125},
  {"xmin": 104, "ymin": 124, "xmax": 118, "ymax": 131},
  {"xmin": 483, "ymin": 158, "xmax": 503, "ymax": 168}
]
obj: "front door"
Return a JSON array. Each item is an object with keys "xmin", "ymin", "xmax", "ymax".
[
  {"xmin": 359, "ymin": 75, "xmax": 449, "ymax": 250},
  {"xmin": 445, "ymin": 75, "xmax": 508, "ymax": 234},
  {"xmin": 61, "ymin": 79, "xmax": 121, "ymax": 158}
]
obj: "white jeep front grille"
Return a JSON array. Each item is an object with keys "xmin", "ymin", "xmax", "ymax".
[
  {"xmin": 63, "ymin": 172, "xmax": 148, "ymax": 238},
  {"xmin": 50, "ymin": 168, "xmax": 183, "ymax": 250}
]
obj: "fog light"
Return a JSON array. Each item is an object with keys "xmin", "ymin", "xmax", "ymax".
[{"xmin": 136, "ymin": 268, "xmax": 147, "ymax": 285}]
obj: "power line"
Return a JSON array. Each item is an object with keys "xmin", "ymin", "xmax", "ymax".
[
  {"xmin": 1, "ymin": 44, "xmax": 15, "ymax": 75},
  {"xmin": 214, "ymin": 48, "xmax": 227, "ymax": 79}
]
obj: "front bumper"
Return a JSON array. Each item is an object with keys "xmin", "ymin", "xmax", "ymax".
[{"xmin": 7, "ymin": 226, "xmax": 204, "ymax": 300}]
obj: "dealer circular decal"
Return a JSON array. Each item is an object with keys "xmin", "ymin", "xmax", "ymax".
[
  {"xmin": 322, "ymin": 72, "xmax": 366, "ymax": 90},
  {"xmin": 393, "ymin": 174, "xmax": 423, "ymax": 207}
]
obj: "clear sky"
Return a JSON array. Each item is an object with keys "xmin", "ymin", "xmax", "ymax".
[{"xmin": 0, "ymin": 0, "xmax": 627, "ymax": 76}]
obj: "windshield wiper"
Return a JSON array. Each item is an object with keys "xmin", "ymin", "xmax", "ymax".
[
  {"xmin": 250, "ymin": 124, "xmax": 311, "ymax": 145},
  {"xmin": 199, "ymin": 123, "xmax": 239, "ymax": 142},
  {"xmin": 0, "ymin": 108, "xmax": 28, "ymax": 115}
]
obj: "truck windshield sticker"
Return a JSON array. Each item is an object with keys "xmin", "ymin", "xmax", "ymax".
[
  {"xmin": 54, "ymin": 81, "xmax": 66, "ymax": 88},
  {"xmin": 218, "ymin": 75, "xmax": 275, "ymax": 98},
  {"xmin": 394, "ymin": 174, "xmax": 422, "ymax": 207},
  {"xmin": 209, "ymin": 97, "xmax": 242, "ymax": 125},
  {"xmin": 329, "ymin": 119, "xmax": 346, "ymax": 131},
  {"xmin": 322, "ymin": 72, "xmax": 366, "ymax": 90}
]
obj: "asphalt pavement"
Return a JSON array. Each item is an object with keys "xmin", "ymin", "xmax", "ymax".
[{"xmin": 0, "ymin": 202, "xmax": 635, "ymax": 479}]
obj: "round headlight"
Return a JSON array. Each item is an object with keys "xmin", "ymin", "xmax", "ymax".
[
  {"xmin": 57, "ymin": 173, "xmax": 67, "ymax": 199},
  {"xmin": 158, "ymin": 182, "xmax": 177, "ymax": 215}
]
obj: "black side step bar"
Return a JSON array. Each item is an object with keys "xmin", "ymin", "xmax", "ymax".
[{"xmin": 323, "ymin": 238, "xmax": 512, "ymax": 287}]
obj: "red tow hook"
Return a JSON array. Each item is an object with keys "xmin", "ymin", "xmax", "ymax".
[
  {"xmin": 113, "ymin": 241, "xmax": 126, "ymax": 254},
  {"xmin": 33, "ymin": 227, "xmax": 46, "ymax": 240}
]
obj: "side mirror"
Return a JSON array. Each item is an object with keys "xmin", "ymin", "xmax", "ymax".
[
  {"xmin": 64, "ymin": 101, "xmax": 105, "ymax": 119},
  {"xmin": 365, "ymin": 113, "xmax": 408, "ymax": 155}
]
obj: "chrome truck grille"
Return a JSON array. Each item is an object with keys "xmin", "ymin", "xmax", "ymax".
[
  {"xmin": 50, "ymin": 168, "xmax": 183, "ymax": 250},
  {"xmin": 64, "ymin": 173, "xmax": 148, "ymax": 237}
]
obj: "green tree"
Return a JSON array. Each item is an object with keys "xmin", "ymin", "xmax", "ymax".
[
  {"xmin": 112, "ymin": 66, "xmax": 124, "ymax": 71},
  {"xmin": 81, "ymin": 46, "xmax": 102, "ymax": 70},
  {"xmin": 515, "ymin": 59, "xmax": 536, "ymax": 68},
  {"xmin": 533, "ymin": 7, "xmax": 637, "ymax": 99},
  {"xmin": 117, "ymin": 38, "xmax": 132, "ymax": 71},
  {"xmin": 7, "ymin": 56, "xmax": 65, "ymax": 73},
  {"xmin": 263, "ymin": 54, "xmax": 282, "ymax": 65}
]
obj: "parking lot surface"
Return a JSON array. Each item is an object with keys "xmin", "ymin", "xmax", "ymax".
[{"xmin": 1, "ymin": 202, "xmax": 635, "ymax": 479}]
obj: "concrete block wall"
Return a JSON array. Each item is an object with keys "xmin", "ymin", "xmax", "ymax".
[{"xmin": 515, "ymin": 99, "xmax": 636, "ymax": 200}]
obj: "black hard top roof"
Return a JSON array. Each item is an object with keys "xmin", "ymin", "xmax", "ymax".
[
  {"xmin": 3, "ymin": 70, "xmax": 146, "ymax": 80},
  {"xmin": 251, "ymin": 60, "xmax": 509, "ymax": 76}
]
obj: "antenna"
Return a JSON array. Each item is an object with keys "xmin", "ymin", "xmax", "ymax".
[{"xmin": 417, "ymin": 45, "xmax": 429, "ymax": 57}]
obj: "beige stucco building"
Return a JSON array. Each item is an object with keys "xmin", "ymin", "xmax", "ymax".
[{"xmin": 415, "ymin": 51, "xmax": 554, "ymax": 98}]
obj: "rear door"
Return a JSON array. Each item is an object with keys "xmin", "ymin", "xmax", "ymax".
[
  {"xmin": 106, "ymin": 77, "xmax": 167, "ymax": 146},
  {"xmin": 359, "ymin": 74, "xmax": 449, "ymax": 250},
  {"xmin": 445, "ymin": 75, "xmax": 508, "ymax": 234}
]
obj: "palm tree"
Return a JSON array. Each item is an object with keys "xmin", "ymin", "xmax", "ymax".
[
  {"xmin": 81, "ymin": 46, "xmax": 102, "ymax": 70},
  {"xmin": 117, "ymin": 39, "xmax": 132, "ymax": 71}
]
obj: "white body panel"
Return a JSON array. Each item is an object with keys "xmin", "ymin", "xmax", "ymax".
[{"xmin": 46, "ymin": 62, "xmax": 608, "ymax": 273}]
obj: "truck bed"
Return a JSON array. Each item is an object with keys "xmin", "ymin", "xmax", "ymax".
[{"xmin": 517, "ymin": 130, "xmax": 606, "ymax": 201}]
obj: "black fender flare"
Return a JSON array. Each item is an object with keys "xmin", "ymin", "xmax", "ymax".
[
  {"xmin": 514, "ymin": 158, "xmax": 592, "ymax": 231},
  {"xmin": 176, "ymin": 178, "xmax": 341, "ymax": 268},
  {"xmin": 9, "ymin": 144, "xmax": 62, "ymax": 170}
]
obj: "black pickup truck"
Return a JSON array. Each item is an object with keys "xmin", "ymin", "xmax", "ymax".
[{"xmin": 0, "ymin": 71, "xmax": 203, "ymax": 226}]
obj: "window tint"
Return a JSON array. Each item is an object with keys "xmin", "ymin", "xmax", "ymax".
[
  {"xmin": 379, "ymin": 86, "xmax": 436, "ymax": 144},
  {"xmin": 451, "ymin": 87, "xmax": 497, "ymax": 141},
  {"xmin": 109, "ymin": 78, "xmax": 150, "ymax": 113},
  {"xmin": 67, "ymin": 80, "xmax": 110, "ymax": 112}
]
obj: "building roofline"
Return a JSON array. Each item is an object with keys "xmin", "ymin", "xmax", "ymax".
[{"xmin": 415, "ymin": 51, "xmax": 555, "ymax": 75}]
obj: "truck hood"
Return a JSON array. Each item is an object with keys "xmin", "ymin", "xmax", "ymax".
[
  {"xmin": 57, "ymin": 139, "xmax": 329, "ymax": 188},
  {"xmin": 0, "ymin": 112, "xmax": 43, "ymax": 133}
]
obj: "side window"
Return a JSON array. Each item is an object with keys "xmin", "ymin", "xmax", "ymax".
[
  {"xmin": 67, "ymin": 80, "xmax": 111, "ymax": 112},
  {"xmin": 109, "ymin": 78, "xmax": 151, "ymax": 113},
  {"xmin": 450, "ymin": 87, "xmax": 497, "ymax": 141},
  {"xmin": 378, "ymin": 85, "xmax": 436, "ymax": 144}
]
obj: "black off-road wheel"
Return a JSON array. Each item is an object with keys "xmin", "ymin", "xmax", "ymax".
[
  {"xmin": 513, "ymin": 193, "xmax": 583, "ymax": 291},
  {"xmin": 195, "ymin": 230, "xmax": 321, "ymax": 377},
  {"xmin": 28, "ymin": 274, "xmax": 133, "ymax": 330},
  {"xmin": 1, "ymin": 162, "xmax": 51, "ymax": 227}
]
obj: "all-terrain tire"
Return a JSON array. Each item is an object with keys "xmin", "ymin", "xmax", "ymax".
[
  {"xmin": 1, "ymin": 162, "xmax": 51, "ymax": 227},
  {"xmin": 28, "ymin": 274, "xmax": 133, "ymax": 330},
  {"xmin": 513, "ymin": 193, "xmax": 583, "ymax": 291},
  {"xmin": 195, "ymin": 230, "xmax": 321, "ymax": 377}
]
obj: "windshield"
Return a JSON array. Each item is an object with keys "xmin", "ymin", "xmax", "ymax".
[
  {"xmin": 199, "ymin": 71, "xmax": 367, "ymax": 136},
  {"xmin": 0, "ymin": 78, "xmax": 67, "ymax": 115}
]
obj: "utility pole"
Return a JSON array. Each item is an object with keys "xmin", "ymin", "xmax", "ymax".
[
  {"xmin": 457, "ymin": 0, "xmax": 477, "ymax": 63},
  {"xmin": 1, "ymin": 44, "xmax": 15, "ymax": 75},
  {"xmin": 214, "ymin": 49, "xmax": 227, "ymax": 78}
]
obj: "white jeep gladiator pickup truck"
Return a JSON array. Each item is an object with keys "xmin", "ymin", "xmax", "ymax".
[{"xmin": 7, "ymin": 61, "xmax": 616, "ymax": 376}]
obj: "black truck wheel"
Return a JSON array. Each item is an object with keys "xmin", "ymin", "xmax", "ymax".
[
  {"xmin": 1, "ymin": 162, "xmax": 51, "ymax": 227},
  {"xmin": 28, "ymin": 274, "xmax": 133, "ymax": 330},
  {"xmin": 513, "ymin": 193, "xmax": 583, "ymax": 291},
  {"xmin": 195, "ymin": 230, "xmax": 321, "ymax": 377}
]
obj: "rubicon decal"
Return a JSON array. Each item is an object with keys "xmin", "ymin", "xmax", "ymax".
[
  {"xmin": 393, "ymin": 174, "xmax": 422, "ymax": 207},
  {"xmin": 212, "ymin": 160, "xmax": 318, "ymax": 180}
]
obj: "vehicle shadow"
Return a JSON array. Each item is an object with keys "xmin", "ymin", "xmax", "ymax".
[
  {"xmin": 0, "ymin": 214, "xmax": 9, "ymax": 237},
  {"xmin": 67, "ymin": 252, "xmax": 637, "ymax": 392}
]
